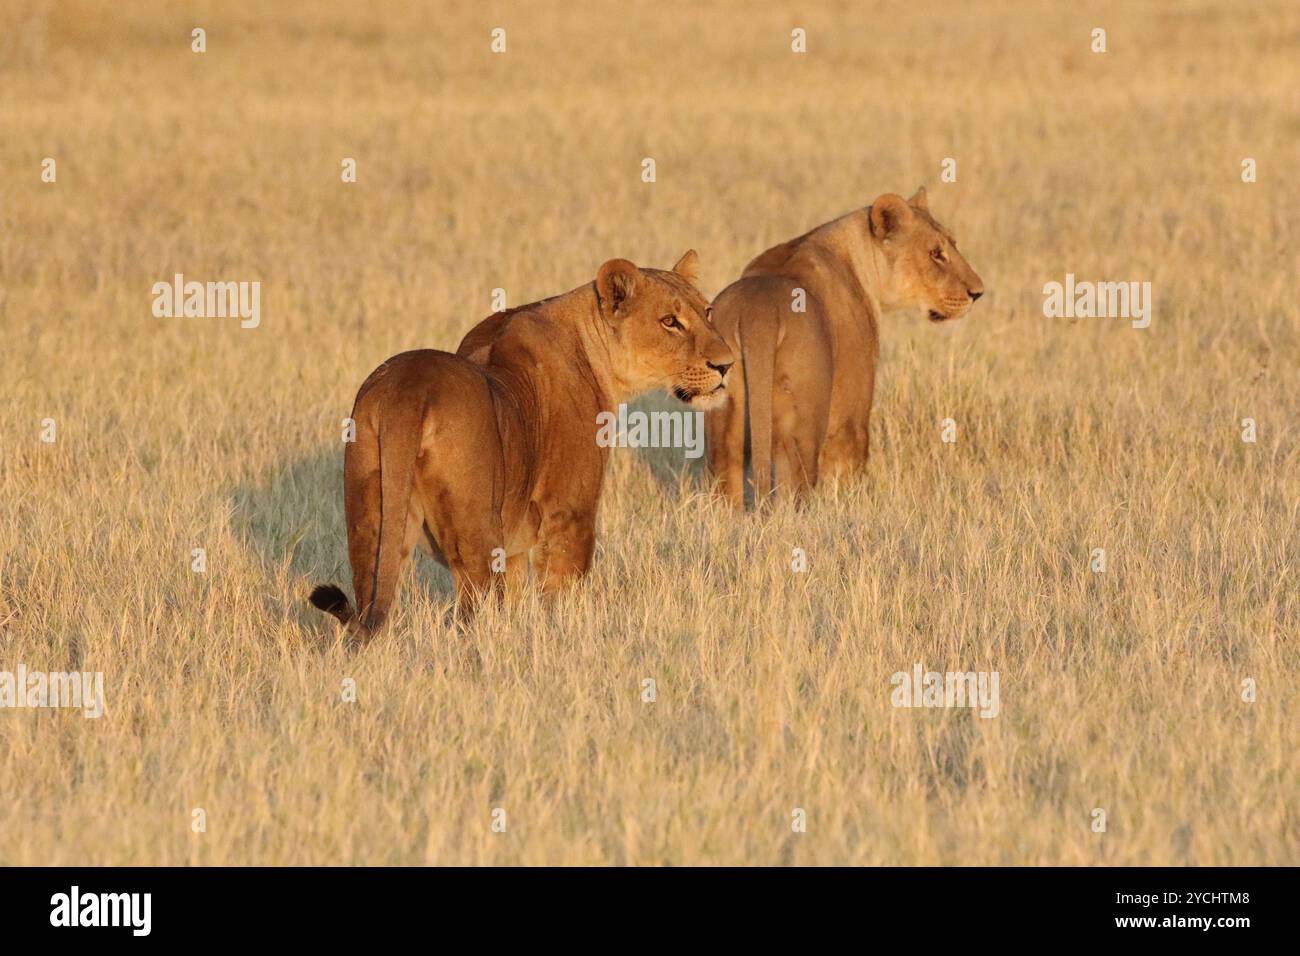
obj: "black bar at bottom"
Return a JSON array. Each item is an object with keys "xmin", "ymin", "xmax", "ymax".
[{"xmin": 0, "ymin": 866, "xmax": 1280, "ymax": 943}]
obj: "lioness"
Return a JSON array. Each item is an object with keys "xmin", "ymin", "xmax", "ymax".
[
  {"xmin": 310, "ymin": 252, "xmax": 733, "ymax": 638},
  {"xmin": 705, "ymin": 188, "xmax": 983, "ymax": 506}
]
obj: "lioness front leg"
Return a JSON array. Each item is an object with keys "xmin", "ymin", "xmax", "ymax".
[{"xmin": 535, "ymin": 508, "xmax": 597, "ymax": 594}]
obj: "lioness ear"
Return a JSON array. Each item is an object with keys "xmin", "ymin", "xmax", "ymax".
[
  {"xmin": 672, "ymin": 249, "xmax": 701, "ymax": 282},
  {"xmin": 596, "ymin": 258, "xmax": 639, "ymax": 316},
  {"xmin": 908, "ymin": 186, "xmax": 929, "ymax": 211},
  {"xmin": 869, "ymin": 194, "xmax": 912, "ymax": 239}
]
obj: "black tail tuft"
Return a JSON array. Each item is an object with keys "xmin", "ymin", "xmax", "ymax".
[{"xmin": 309, "ymin": 584, "xmax": 354, "ymax": 624}]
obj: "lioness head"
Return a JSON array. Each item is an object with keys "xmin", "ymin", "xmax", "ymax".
[
  {"xmin": 595, "ymin": 251, "xmax": 734, "ymax": 408},
  {"xmin": 868, "ymin": 187, "xmax": 984, "ymax": 323}
]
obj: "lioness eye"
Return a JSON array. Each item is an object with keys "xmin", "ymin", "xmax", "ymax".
[
  {"xmin": 660, "ymin": 315, "xmax": 682, "ymax": 331},
  {"xmin": 931, "ymin": 247, "xmax": 945, "ymax": 262}
]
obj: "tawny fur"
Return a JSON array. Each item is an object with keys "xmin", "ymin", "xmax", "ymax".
[
  {"xmin": 705, "ymin": 188, "xmax": 984, "ymax": 507},
  {"xmin": 311, "ymin": 252, "xmax": 733, "ymax": 640}
]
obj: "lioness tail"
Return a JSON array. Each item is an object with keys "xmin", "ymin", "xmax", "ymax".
[{"xmin": 309, "ymin": 584, "xmax": 355, "ymax": 625}]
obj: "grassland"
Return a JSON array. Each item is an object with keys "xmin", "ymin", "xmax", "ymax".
[{"xmin": 0, "ymin": 0, "xmax": 1296, "ymax": 864}]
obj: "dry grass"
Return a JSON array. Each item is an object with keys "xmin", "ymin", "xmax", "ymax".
[{"xmin": 1, "ymin": 0, "xmax": 1296, "ymax": 865}]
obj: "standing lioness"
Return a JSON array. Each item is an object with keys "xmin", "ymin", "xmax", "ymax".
[
  {"xmin": 706, "ymin": 188, "xmax": 983, "ymax": 506},
  {"xmin": 310, "ymin": 253, "xmax": 733, "ymax": 638}
]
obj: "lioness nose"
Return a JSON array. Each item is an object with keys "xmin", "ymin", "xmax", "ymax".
[
  {"xmin": 969, "ymin": 290, "xmax": 983, "ymax": 302},
  {"xmin": 708, "ymin": 360, "xmax": 732, "ymax": 378}
]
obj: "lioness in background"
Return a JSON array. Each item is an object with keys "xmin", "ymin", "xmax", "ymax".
[
  {"xmin": 310, "ymin": 252, "xmax": 733, "ymax": 639},
  {"xmin": 705, "ymin": 188, "xmax": 983, "ymax": 506}
]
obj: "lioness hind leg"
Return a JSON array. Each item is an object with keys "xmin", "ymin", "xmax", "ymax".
[
  {"xmin": 422, "ymin": 487, "xmax": 505, "ymax": 623},
  {"xmin": 449, "ymin": 513, "xmax": 505, "ymax": 622},
  {"xmin": 354, "ymin": 507, "xmax": 423, "ymax": 640},
  {"xmin": 769, "ymin": 332, "xmax": 831, "ymax": 505},
  {"xmin": 705, "ymin": 389, "xmax": 746, "ymax": 508},
  {"xmin": 504, "ymin": 552, "xmax": 530, "ymax": 596},
  {"xmin": 775, "ymin": 430, "xmax": 821, "ymax": 506},
  {"xmin": 773, "ymin": 390, "xmax": 827, "ymax": 506},
  {"xmin": 342, "ymin": 429, "xmax": 382, "ymax": 636}
]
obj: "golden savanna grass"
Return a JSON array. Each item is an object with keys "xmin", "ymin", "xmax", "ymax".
[{"xmin": 1, "ymin": 0, "xmax": 1296, "ymax": 865}]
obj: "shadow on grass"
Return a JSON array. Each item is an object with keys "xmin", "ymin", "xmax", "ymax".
[
  {"xmin": 619, "ymin": 393, "xmax": 713, "ymax": 491},
  {"xmin": 227, "ymin": 445, "xmax": 453, "ymax": 623}
]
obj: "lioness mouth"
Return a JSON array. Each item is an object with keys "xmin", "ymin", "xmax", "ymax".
[
  {"xmin": 673, "ymin": 382, "xmax": 726, "ymax": 405},
  {"xmin": 928, "ymin": 310, "xmax": 948, "ymax": 322}
]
